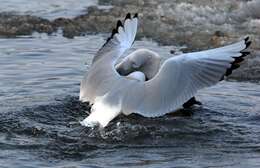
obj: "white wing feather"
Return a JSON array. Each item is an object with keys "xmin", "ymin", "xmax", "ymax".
[
  {"xmin": 91, "ymin": 13, "xmax": 138, "ymax": 64},
  {"xmin": 80, "ymin": 13, "xmax": 138, "ymax": 103},
  {"xmin": 121, "ymin": 39, "xmax": 250, "ymax": 117}
]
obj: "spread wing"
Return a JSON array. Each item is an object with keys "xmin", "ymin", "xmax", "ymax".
[
  {"xmin": 80, "ymin": 13, "xmax": 138, "ymax": 103},
  {"xmin": 92, "ymin": 13, "xmax": 138, "ymax": 64},
  {"xmin": 122, "ymin": 38, "xmax": 251, "ymax": 117}
]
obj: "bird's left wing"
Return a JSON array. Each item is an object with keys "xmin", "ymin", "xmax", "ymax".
[
  {"xmin": 92, "ymin": 13, "xmax": 138, "ymax": 64},
  {"xmin": 122, "ymin": 38, "xmax": 251, "ymax": 117}
]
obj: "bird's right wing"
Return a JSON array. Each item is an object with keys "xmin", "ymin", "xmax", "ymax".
[
  {"xmin": 80, "ymin": 13, "xmax": 138, "ymax": 103},
  {"xmin": 124, "ymin": 38, "xmax": 251, "ymax": 117}
]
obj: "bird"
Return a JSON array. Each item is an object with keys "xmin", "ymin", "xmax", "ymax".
[{"xmin": 79, "ymin": 13, "xmax": 251, "ymax": 128}]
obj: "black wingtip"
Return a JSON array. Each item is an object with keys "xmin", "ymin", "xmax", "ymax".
[
  {"xmin": 233, "ymin": 57, "xmax": 244, "ymax": 64},
  {"xmin": 111, "ymin": 28, "xmax": 118, "ymax": 37},
  {"xmin": 223, "ymin": 36, "xmax": 252, "ymax": 78},
  {"xmin": 102, "ymin": 28, "xmax": 118, "ymax": 47},
  {"xmin": 245, "ymin": 41, "xmax": 251, "ymax": 49},
  {"xmin": 225, "ymin": 63, "xmax": 240, "ymax": 76},
  {"xmin": 230, "ymin": 63, "xmax": 240, "ymax": 70},
  {"xmin": 125, "ymin": 13, "xmax": 131, "ymax": 20},
  {"xmin": 101, "ymin": 13, "xmax": 135, "ymax": 48},
  {"xmin": 104, "ymin": 37, "xmax": 111, "ymax": 45},
  {"xmin": 116, "ymin": 20, "xmax": 123, "ymax": 29},
  {"xmin": 240, "ymin": 51, "xmax": 250, "ymax": 57},
  {"xmin": 225, "ymin": 69, "xmax": 232, "ymax": 76},
  {"xmin": 134, "ymin": 13, "xmax": 138, "ymax": 18},
  {"xmin": 243, "ymin": 36, "xmax": 251, "ymax": 49},
  {"xmin": 245, "ymin": 36, "xmax": 249, "ymax": 42}
]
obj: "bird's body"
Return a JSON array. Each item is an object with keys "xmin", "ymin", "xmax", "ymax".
[{"xmin": 79, "ymin": 13, "xmax": 251, "ymax": 127}]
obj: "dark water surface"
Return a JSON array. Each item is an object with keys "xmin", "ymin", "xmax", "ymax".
[
  {"xmin": 0, "ymin": 33, "xmax": 260, "ymax": 168},
  {"xmin": 0, "ymin": 0, "xmax": 97, "ymax": 20}
]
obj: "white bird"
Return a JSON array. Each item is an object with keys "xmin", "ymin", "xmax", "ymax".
[{"xmin": 79, "ymin": 13, "xmax": 251, "ymax": 127}]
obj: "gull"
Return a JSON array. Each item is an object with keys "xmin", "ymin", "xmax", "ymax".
[{"xmin": 79, "ymin": 13, "xmax": 251, "ymax": 127}]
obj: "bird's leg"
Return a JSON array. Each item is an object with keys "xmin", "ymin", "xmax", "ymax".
[{"xmin": 182, "ymin": 97, "xmax": 202, "ymax": 108}]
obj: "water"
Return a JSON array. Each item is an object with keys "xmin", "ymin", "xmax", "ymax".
[
  {"xmin": 0, "ymin": 32, "xmax": 260, "ymax": 167},
  {"xmin": 0, "ymin": 0, "xmax": 97, "ymax": 20}
]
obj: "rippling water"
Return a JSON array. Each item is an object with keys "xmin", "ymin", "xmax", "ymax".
[
  {"xmin": 0, "ymin": 32, "xmax": 260, "ymax": 167},
  {"xmin": 0, "ymin": 0, "xmax": 97, "ymax": 20}
]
